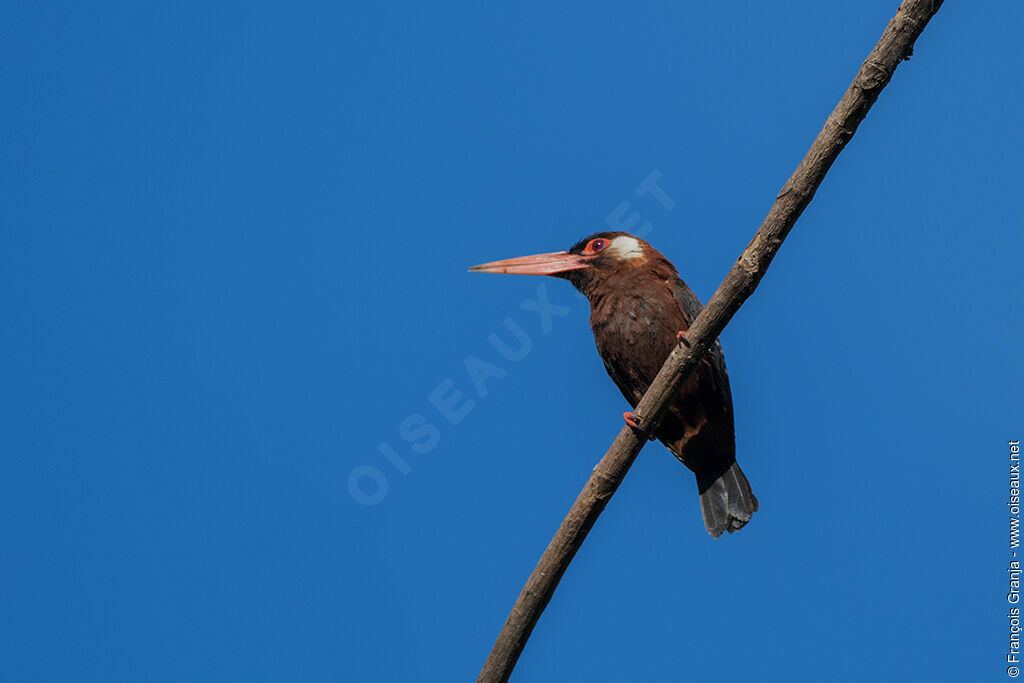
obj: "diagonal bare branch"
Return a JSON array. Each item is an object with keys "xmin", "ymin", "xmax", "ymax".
[{"xmin": 478, "ymin": 1, "xmax": 945, "ymax": 680}]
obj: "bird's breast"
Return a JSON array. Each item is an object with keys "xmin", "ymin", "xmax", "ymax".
[{"xmin": 589, "ymin": 293, "xmax": 682, "ymax": 403}]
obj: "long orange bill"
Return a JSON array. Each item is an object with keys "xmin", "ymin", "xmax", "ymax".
[{"xmin": 468, "ymin": 251, "xmax": 591, "ymax": 276}]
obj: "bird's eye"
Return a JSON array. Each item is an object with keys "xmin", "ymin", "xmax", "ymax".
[{"xmin": 590, "ymin": 239, "xmax": 606, "ymax": 252}]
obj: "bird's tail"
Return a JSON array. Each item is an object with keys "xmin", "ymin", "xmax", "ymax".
[{"xmin": 696, "ymin": 461, "xmax": 758, "ymax": 538}]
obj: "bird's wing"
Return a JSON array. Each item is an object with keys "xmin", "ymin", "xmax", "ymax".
[{"xmin": 666, "ymin": 277, "xmax": 734, "ymax": 413}]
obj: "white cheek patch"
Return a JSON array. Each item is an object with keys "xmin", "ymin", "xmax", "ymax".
[{"xmin": 606, "ymin": 236, "xmax": 644, "ymax": 261}]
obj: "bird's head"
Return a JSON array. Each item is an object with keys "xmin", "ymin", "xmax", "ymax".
[{"xmin": 469, "ymin": 232, "xmax": 673, "ymax": 298}]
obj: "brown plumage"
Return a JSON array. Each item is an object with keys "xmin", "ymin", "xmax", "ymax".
[{"xmin": 469, "ymin": 232, "xmax": 757, "ymax": 537}]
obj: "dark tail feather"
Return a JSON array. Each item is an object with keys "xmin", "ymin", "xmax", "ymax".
[{"xmin": 696, "ymin": 461, "xmax": 758, "ymax": 538}]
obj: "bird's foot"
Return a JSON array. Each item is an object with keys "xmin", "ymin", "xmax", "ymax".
[
  {"xmin": 623, "ymin": 412, "xmax": 657, "ymax": 440},
  {"xmin": 676, "ymin": 331, "xmax": 691, "ymax": 347}
]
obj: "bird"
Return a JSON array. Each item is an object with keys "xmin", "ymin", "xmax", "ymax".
[{"xmin": 469, "ymin": 231, "xmax": 757, "ymax": 537}]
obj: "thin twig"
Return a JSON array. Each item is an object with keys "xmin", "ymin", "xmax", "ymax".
[{"xmin": 478, "ymin": 1, "xmax": 945, "ymax": 680}]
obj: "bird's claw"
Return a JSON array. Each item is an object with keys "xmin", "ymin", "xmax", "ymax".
[
  {"xmin": 623, "ymin": 412, "xmax": 656, "ymax": 440},
  {"xmin": 676, "ymin": 331, "xmax": 691, "ymax": 347}
]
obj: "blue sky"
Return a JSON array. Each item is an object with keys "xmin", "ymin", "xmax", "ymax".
[{"xmin": 2, "ymin": 2, "xmax": 1021, "ymax": 681}]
